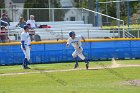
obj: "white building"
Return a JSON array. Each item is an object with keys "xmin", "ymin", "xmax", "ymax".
[
  {"xmin": 64, "ymin": 9, "xmax": 88, "ymax": 23},
  {"xmin": 63, "ymin": 9, "xmax": 103, "ymax": 26},
  {"xmin": 60, "ymin": 0, "xmax": 74, "ymax": 8},
  {"xmin": 64, "ymin": 9, "xmax": 82, "ymax": 21}
]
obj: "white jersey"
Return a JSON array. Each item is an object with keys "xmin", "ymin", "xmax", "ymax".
[
  {"xmin": 21, "ymin": 31, "xmax": 31, "ymax": 45},
  {"xmin": 67, "ymin": 35, "xmax": 82, "ymax": 50},
  {"xmin": 26, "ymin": 20, "xmax": 36, "ymax": 28}
]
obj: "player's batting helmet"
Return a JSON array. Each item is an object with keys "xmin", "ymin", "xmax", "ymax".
[
  {"xmin": 23, "ymin": 25, "xmax": 29, "ymax": 30},
  {"xmin": 69, "ymin": 31, "xmax": 75, "ymax": 37}
]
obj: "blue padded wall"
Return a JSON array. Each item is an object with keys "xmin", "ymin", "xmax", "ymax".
[{"xmin": 0, "ymin": 40, "xmax": 140, "ymax": 65}]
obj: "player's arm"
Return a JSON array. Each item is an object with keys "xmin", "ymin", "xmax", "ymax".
[
  {"xmin": 21, "ymin": 40, "xmax": 26, "ymax": 50},
  {"xmin": 66, "ymin": 42, "xmax": 70, "ymax": 47},
  {"xmin": 21, "ymin": 34, "xmax": 26, "ymax": 50},
  {"xmin": 66, "ymin": 43, "xmax": 69, "ymax": 47},
  {"xmin": 66, "ymin": 39, "xmax": 71, "ymax": 47}
]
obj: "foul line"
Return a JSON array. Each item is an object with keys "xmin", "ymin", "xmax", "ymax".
[{"xmin": 0, "ymin": 64, "xmax": 140, "ymax": 76}]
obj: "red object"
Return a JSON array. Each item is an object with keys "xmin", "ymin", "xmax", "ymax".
[
  {"xmin": 0, "ymin": 31, "xmax": 8, "ymax": 35},
  {"xmin": 47, "ymin": 26, "xmax": 51, "ymax": 28},
  {"xmin": 39, "ymin": 25, "xmax": 52, "ymax": 28},
  {"xmin": 2, "ymin": 13, "xmax": 7, "ymax": 16}
]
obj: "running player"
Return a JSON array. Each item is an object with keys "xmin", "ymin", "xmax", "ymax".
[{"xmin": 66, "ymin": 31, "xmax": 89, "ymax": 69}]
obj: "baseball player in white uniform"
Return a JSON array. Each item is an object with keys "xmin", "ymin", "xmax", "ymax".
[
  {"xmin": 21, "ymin": 25, "xmax": 31, "ymax": 69},
  {"xmin": 66, "ymin": 31, "xmax": 89, "ymax": 69}
]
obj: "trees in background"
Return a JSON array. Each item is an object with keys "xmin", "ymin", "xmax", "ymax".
[
  {"xmin": 23, "ymin": 0, "xmax": 62, "ymax": 21},
  {"xmin": 0, "ymin": 0, "xmax": 5, "ymax": 18},
  {"xmin": 22, "ymin": 0, "xmax": 140, "ymax": 24},
  {"xmin": 74, "ymin": 0, "xmax": 140, "ymax": 24},
  {"xmin": 0, "ymin": 0, "xmax": 5, "ymax": 8}
]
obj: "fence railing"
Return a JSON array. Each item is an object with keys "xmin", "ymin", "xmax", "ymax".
[
  {"xmin": 0, "ymin": 26, "xmax": 140, "ymax": 43},
  {"xmin": 3, "ymin": 28, "xmax": 131, "ymax": 42}
]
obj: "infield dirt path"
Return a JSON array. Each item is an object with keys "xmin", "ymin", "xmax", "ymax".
[{"xmin": 0, "ymin": 59, "xmax": 140, "ymax": 76}]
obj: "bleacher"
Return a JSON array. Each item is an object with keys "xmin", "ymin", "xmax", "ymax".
[{"xmin": 9, "ymin": 21, "xmax": 119, "ymax": 41}]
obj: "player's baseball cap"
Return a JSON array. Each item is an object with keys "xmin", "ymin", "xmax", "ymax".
[
  {"xmin": 69, "ymin": 31, "xmax": 75, "ymax": 37},
  {"xmin": 23, "ymin": 25, "xmax": 29, "ymax": 30}
]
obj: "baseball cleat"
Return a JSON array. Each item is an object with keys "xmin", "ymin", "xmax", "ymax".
[
  {"xmin": 25, "ymin": 66, "xmax": 31, "ymax": 69},
  {"xmin": 22, "ymin": 66, "xmax": 30, "ymax": 69},
  {"xmin": 86, "ymin": 63, "xmax": 89, "ymax": 70},
  {"xmin": 74, "ymin": 63, "xmax": 79, "ymax": 69},
  {"xmin": 22, "ymin": 65, "xmax": 25, "ymax": 69}
]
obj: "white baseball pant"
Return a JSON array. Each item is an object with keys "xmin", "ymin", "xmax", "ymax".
[
  {"xmin": 72, "ymin": 47, "xmax": 85, "ymax": 60},
  {"xmin": 21, "ymin": 45, "xmax": 30, "ymax": 61}
]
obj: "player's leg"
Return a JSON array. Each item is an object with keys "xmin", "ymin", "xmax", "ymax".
[
  {"xmin": 23, "ymin": 58, "xmax": 28, "ymax": 68},
  {"xmin": 72, "ymin": 50, "xmax": 78, "ymax": 69},
  {"xmin": 21, "ymin": 45, "xmax": 26, "ymax": 68},
  {"xmin": 77, "ymin": 48, "xmax": 89, "ymax": 69},
  {"xmin": 85, "ymin": 58, "xmax": 89, "ymax": 70},
  {"xmin": 78, "ymin": 53, "xmax": 89, "ymax": 69},
  {"xmin": 26, "ymin": 46, "xmax": 30, "ymax": 61},
  {"xmin": 21, "ymin": 46, "xmax": 30, "ymax": 69},
  {"xmin": 24, "ymin": 46, "xmax": 30, "ymax": 69},
  {"xmin": 21, "ymin": 47, "xmax": 27, "ymax": 69}
]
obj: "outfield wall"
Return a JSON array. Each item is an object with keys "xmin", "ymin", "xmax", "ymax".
[{"xmin": 0, "ymin": 38, "xmax": 140, "ymax": 65}]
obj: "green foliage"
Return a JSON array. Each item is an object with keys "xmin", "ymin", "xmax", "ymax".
[
  {"xmin": 130, "ymin": 1, "xmax": 139, "ymax": 13},
  {"xmin": 0, "ymin": 0, "xmax": 5, "ymax": 8},
  {"xmin": 107, "ymin": 3, "xmax": 116, "ymax": 18},
  {"xmin": 74, "ymin": 0, "xmax": 140, "ymax": 24},
  {"xmin": 23, "ymin": 0, "xmax": 62, "ymax": 21},
  {"xmin": 102, "ymin": 24, "xmax": 140, "ymax": 30},
  {"xmin": 24, "ymin": 0, "xmax": 58, "ymax": 8},
  {"xmin": 74, "ymin": 0, "xmax": 88, "ymax": 8}
]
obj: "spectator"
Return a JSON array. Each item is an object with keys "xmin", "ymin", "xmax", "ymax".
[
  {"xmin": 0, "ymin": 26, "xmax": 10, "ymax": 43},
  {"xmin": 26, "ymin": 15, "xmax": 37, "ymax": 29},
  {"xmin": 17, "ymin": 17, "xmax": 26, "ymax": 28},
  {"xmin": 0, "ymin": 20, "xmax": 9, "ymax": 27},
  {"xmin": 14, "ymin": 17, "xmax": 26, "ymax": 40},
  {"xmin": 1, "ymin": 13, "xmax": 10, "ymax": 26}
]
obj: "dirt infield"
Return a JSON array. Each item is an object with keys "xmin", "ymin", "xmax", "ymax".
[
  {"xmin": 0, "ymin": 59, "xmax": 140, "ymax": 76},
  {"xmin": 122, "ymin": 80, "xmax": 140, "ymax": 86}
]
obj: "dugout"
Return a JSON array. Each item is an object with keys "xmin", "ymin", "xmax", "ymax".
[{"xmin": 0, "ymin": 38, "xmax": 140, "ymax": 65}]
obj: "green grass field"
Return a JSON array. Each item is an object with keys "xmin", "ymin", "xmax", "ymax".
[{"xmin": 0, "ymin": 60, "xmax": 140, "ymax": 93}]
